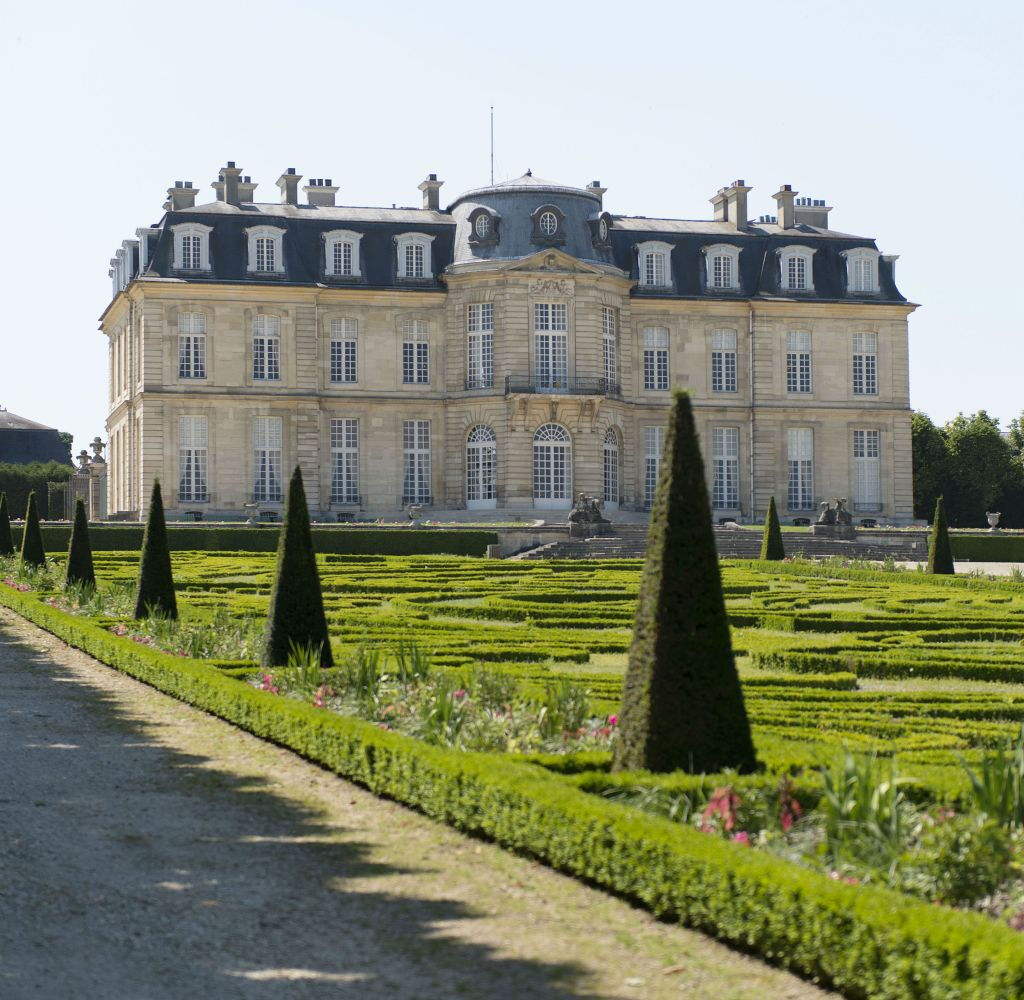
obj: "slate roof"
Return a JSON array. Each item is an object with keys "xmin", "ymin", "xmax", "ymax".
[{"xmin": 0, "ymin": 409, "xmax": 55, "ymax": 431}]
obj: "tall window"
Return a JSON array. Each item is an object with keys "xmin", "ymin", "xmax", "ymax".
[
  {"xmin": 255, "ymin": 237, "xmax": 275, "ymax": 272},
  {"xmin": 405, "ymin": 243, "xmax": 423, "ymax": 277},
  {"xmin": 711, "ymin": 329, "xmax": 737, "ymax": 393},
  {"xmin": 787, "ymin": 428, "xmax": 814, "ymax": 510},
  {"xmin": 467, "ymin": 304, "xmax": 494, "ymax": 389},
  {"xmin": 644, "ymin": 426, "xmax": 664, "ymax": 509},
  {"xmin": 181, "ymin": 234, "xmax": 202, "ymax": 270},
  {"xmin": 253, "ymin": 416, "xmax": 283, "ymax": 502},
  {"xmin": 533, "ymin": 424, "xmax": 572, "ymax": 506},
  {"xmin": 403, "ymin": 420, "xmax": 431, "ymax": 503},
  {"xmin": 324, "ymin": 230, "xmax": 362, "ymax": 278},
  {"xmin": 173, "ymin": 223, "xmax": 211, "ymax": 271},
  {"xmin": 853, "ymin": 429, "xmax": 882, "ymax": 511},
  {"xmin": 786, "ymin": 331, "xmax": 812, "ymax": 394},
  {"xmin": 602, "ymin": 307, "xmax": 617, "ymax": 388},
  {"xmin": 402, "ymin": 319, "xmax": 429, "ymax": 384},
  {"xmin": 844, "ymin": 248, "xmax": 879, "ymax": 294},
  {"xmin": 397, "ymin": 234, "xmax": 433, "ymax": 279},
  {"xmin": 705, "ymin": 244, "xmax": 740, "ymax": 290},
  {"xmin": 330, "ymin": 318, "xmax": 358, "ymax": 384},
  {"xmin": 787, "ymin": 255, "xmax": 805, "ymax": 289},
  {"xmin": 712, "ymin": 427, "xmax": 739, "ymax": 509},
  {"xmin": 603, "ymin": 428, "xmax": 619, "ymax": 506},
  {"xmin": 253, "ymin": 315, "xmax": 281, "ymax": 381},
  {"xmin": 638, "ymin": 241, "xmax": 672, "ymax": 287},
  {"xmin": 466, "ymin": 425, "xmax": 497, "ymax": 507},
  {"xmin": 178, "ymin": 312, "xmax": 206, "ymax": 379},
  {"xmin": 780, "ymin": 247, "xmax": 815, "ymax": 291},
  {"xmin": 333, "ymin": 240, "xmax": 352, "ymax": 276},
  {"xmin": 853, "ymin": 333, "xmax": 878, "ymax": 395},
  {"xmin": 330, "ymin": 418, "xmax": 359, "ymax": 503},
  {"xmin": 533, "ymin": 302, "xmax": 568, "ymax": 389},
  {"xmin": 178, "ymin": 416, "xmax": 208, "ymax": 503},
  {"xmin": 643, "ymin": 328, "xmax": 669, "ymax": 390}
]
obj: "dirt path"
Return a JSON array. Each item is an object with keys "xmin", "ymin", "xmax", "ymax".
[{"xmin": 0, "ymin": 607, "xmax": 833, "ymax": 999}]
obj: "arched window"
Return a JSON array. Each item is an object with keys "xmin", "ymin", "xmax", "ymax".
[
  {"xmin": 245, "ymin": 225, "xmax": 286, "ymax": 274},
  {"xmin": 533, "ymin": 424, "xmax": 572, "ymax": 508},
  {"xmin": 466, "ymin": 425, "xmax": 497, "ymax": 509},
  {"xmin": 603, "ymin": 428, "xmax": 619, "ymax": 510}
]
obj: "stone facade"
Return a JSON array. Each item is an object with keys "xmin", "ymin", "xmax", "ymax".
[{"xmin": 101, "ymin": 168, "xmax": 916, "ymax": 522}]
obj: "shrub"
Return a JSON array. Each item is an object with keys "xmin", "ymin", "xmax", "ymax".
[
  {"xmin": 614, "ymin": 391, "xmax": 756, "ymax": 774},
  {"xmin": 0, "ymin": 460, "xmax": 73, "ymax": 520},
  {"xmin": 907, "ymin": 814, "xmax": 1011, "ymax": 905},
  {"xmin": 134, "ymin": 480, "xmax": 177, "ymax": 619},
  {"xmin": 64, "ymin": 498, "xmax": 95, "ymax": 589},
  {"xmin": 0, "ymin": 492, "xmax": 12, "ymax": 556},
  {"xmin": 19, "ymin": 491, "xmax": 45, "ymax": 567},
  {"xmin": 760, "ymin": 495, "xmax": 785, "ymax": 561},
  {"xmin": 262, "ymin": 467, "xmax": 333, "ymax": 668},
  {"xmin": 928, "ymin": 496, "xmax": 955, "ymax": 575}
]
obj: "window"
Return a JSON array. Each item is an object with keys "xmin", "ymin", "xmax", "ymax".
[
  {"xmin": 396, "ymin": 233, "xmax": 435, "ymax": 279},
  {"xmin": 178, "ymin": 416, "xmax": 208, "ymax": 502},
  {"xmin": 178, "ymin": 312, "xmax": 206, "ymax": 379},
  {"xmin": 466, "ymin": 425, "xmax": 497, "ymax": 507},
  {"xmin": 711, "ymin": 329, "xmax": 737, "ymax": 393},
  {"xmin": 842, "ymin": 247, "xmax": 880, "ymax": 294},
  {"xmin": 403, "ymin": 420, "xmax": 431, "ymax": 503},
  {"xmin": 712, "ymin": 427, "xmax": 739, "ymax": 509},
  {"xmin": 853, "ymin": 332, "xmax": 878, "ymax": 395},
  {"xmin": 466, "ymin": 304, "xmax": 494, "ymax": 389},
  {"xmin": 539, "ymin": 211, "xmax": 558, "ymax": 236},
  {"xmin": 468, "ymin": 209, "xmax": 499, "ymax": 245},
  {"xmin": 401, "ymin": 319, "xmax": 429, "ymax": 384},
  {"xmin": 786, "ymin": 331, "xmax": 812, "ymax": 394},
  {"xmin": 324, "ymin": 230, "xmax": 362, "ymax": 278},
  {"xmin": 475, "ymin": 214, "xmax": 492, "ymax": 238},
  {"xmin": 246, "ymin": 226, "xmax": 285, "ymax": 274},
  {"xmin": 637, "ymin": 241, "xmax": 672, "ymax": 287},
  {"xmin": 602, "ymin": 307, "xmax": 617, "ymax": 389},
  {"xmin": 603, "ymin": 428, "xmax": 619, "ymax": 506},
  {"xmin": 252, "ymin": 315, "xmax": 281, "ymax": 381},
  {"xmin": 853, "ymin": 429, "xmax": 882, "ymax": 511},
  {"xmin": 643, "ymin": 327, "xmax": 669, "ymax": 390},
  {"xmin": 644, "ymin": 426, "xmax": 664, "ymax": 509},
  {"xmin": 330, "ymin": 318, "xmax": 357, "ymax": 384},
  {"xmin": 778, "ymin": 246, "xmax": 816, "ymax": 291},
  {"xmin": 704, "ymin": 244, "xmax": 740, "ymax": 290},
  {"xmin": 533, "ymin": 424, "xmax": 572, "ymax": 506},
  {"xmin": 787, "ymin": 428, "xmax": 814, "ymax": 510},
  {"xmin": 172, "ymin": 223, "xmax": 211, "ymax": 271},
  {"xmin": 330, "ymin": 418, "xmax": 359, "ymax": 504},
  {"xmin": 534, "ymin": 302, "xmax": 569, "ymax": 390},
  {"xmin": 598, "ymin": 217, "xmax": 609, "ymax": 242},
  {"xmin": 253, "ymin": 416, "xmax": 283, "ymax": 502},
  {"xmin": 531, "ymin": 205, "xmax": 566, "ymax": 244}
]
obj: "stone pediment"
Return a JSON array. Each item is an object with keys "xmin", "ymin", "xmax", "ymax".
[{"xmin": 503, "ymin": 247, "xmax": 609, "ymax": 277}]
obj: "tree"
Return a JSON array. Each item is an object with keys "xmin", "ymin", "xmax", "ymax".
[
  {"xmin": 64, "ymin": 498, "xmax": 95, "ymax": 589},
  {"xmin": 927, "ymin": 496, "xmax": 955, "ymax": 575},
  {"xmin": 759, "ymin": 496, "xmax": 785, "ymax": 561},
  {"xmin": 911, "ymin": 411, "xmax": 951, "ymax": 521},
  {"xmin": 261, "ymin": 466, "xmax": 333, "ymax": 668},
  {"xmin": 58, "ymin": 431, "xmax": 74, "ymax": 464},
  {"xmin": 943, "ymin": 411, "xmax": 1017, "ymax": 527},
  {"xmin": 613, "ymin": 391, "xmax": 756, "ymax": 774},
  {"xmin": 20, "ymin": 491, "xmax": 45, "ymax": 567},
  {"xmin": 0, "ymin": 492, "xmax": 13, "ymax": 556},
  {"xmin": 134, "ymin": 480, "xmax": 177, "ymax": 619}
]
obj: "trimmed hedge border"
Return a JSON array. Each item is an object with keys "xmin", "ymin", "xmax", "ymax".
[{"xmin": 2, "ymin": 585, "xmax": 1023, "ymax": 997}]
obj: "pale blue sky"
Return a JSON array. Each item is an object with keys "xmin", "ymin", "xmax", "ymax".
[{"xmin": 1, "ymin": 0, "xmax": 1020, "ymax": 451}]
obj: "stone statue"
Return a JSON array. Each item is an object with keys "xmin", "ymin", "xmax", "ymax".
[
  {"xmin": 816, "ymin": 501, "xmax": 836, "ymax": 526},
  {"xmin": 568, "ymin": 493, "xmax": 610, "ymax": 537},
  {"xmin": 834, "ymin": 498, "xmax": 852, "ymax": 527}
]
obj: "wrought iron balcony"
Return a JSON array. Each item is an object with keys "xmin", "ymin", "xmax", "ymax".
[{"xmin": 504, "ymin": 374, "xmax": 621, "ymax": 398}]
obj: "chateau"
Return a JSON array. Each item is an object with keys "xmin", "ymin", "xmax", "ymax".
[{"xmin": 101, "ymin": 163, "xmax": 915, "ymax": 521}]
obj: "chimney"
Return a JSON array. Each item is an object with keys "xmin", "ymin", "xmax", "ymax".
[
  {"xmin": 237, "ymin": 175, "xmax": 257, "ymax": 203},
  {"xmin": 586, "ymin": 179, "xmax": 607, "ymax": 208},
  {"xmin": 303, "ymin": 178, "xmax": 339, "ymax": 208},
  {"xmin": 165, "ymin": 180, "xmax": 198, "ymax": 212},
  {"xmin": 793, "ymin": 196, "xmax": 832, "ymax": 230},
  {"xmin": 724, "ymin": 179, "xmax": 752, "ymax": 231},
  {"xmin": 710, "ymin": 187, "xmax": 728, "ymax": 222},
  {"xmin": 213, "ymin": 161, "xmax": 243, "ymax": 206},
  {"xmin": 277, "ymin": 167, "xmax": 302, "ymax": 206},
  {"xmin": 417, "ymin": 173, "xmax": 444, "ymax": 211},
  {"xmin": 772, "ymin": 185, "xmax": 798, "ymax": 229}
]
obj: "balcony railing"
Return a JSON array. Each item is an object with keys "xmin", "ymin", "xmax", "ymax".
[
  {"xmin": 504, "ymin": 374, "xmax": 621, "ymax": 398},
  {"xmin": 464, "ymin": 377, "xmax": 494, "ymax": 391}
]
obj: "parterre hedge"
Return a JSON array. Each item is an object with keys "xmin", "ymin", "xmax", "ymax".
[
  {"xmin": 951, "ymin": 534, "xmax": 1024, "ymax": 562},
  {"xmin": 2, "ymin": 583, "xmax": 1023, "ymax": 998}
]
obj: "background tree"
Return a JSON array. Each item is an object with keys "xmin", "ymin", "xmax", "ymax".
[
  {"xmin": 759, "ymin": 496, "xmax": 785, "ymax": 561},
  {"xmin": 943, "ymin": 411, "xmax": 1020, "ymax": 527},
  {"xmin": 613, "ymin": 391, "xmax": 756, "ymax": 774},
  {"xmin": 20, "ymin": 491, "xmax": 45, "ymax": 567},
  {"xmin": 134, "ymin": 480, "xmax": 177, "ymax": 619},
  {"xmin": 911, "ymin": 411, "xmax": 951, "ymax": 521},
  {"xmin": 64, "ymin": 498, "xmax": 95, "ymax": 589},
  {"xmin": 0, "ymin": 492, "xmax": 13, "ymax": 556},
  {"xmin": 927, "ymin": 496, "xmax": 954, "ymax": 575},
  {"xmin": 58, "ymin": 431, "xmax": 73, "ymax": 464}
]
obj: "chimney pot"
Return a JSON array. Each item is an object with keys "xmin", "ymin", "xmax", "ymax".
[
  {"xmin": 227, "ymin": 161, "xmax": 235, "ymax": 168},
  {"xmin": 772, "ymin": 185, "xmax": 798, "ymax": 229},
  {"xmin": 417, "ymin": 173, "xmax": 444, "ymax": 211},
  {"xmin": 287, "ymin": 167, "xmax": 295, "ymax": 174},
  {"xmin": 723, "ymin": 179, "xmax": 752, "ymax": 231},
  {"xmin": 303, "ymin": 179, "xmax": 339, "ymax": 207},
  {"xmin": 167, "ymin": 182, "xmax": 200, "ymax": 211},
  {"xmin": 214, "ymin": 162, "xmax": 243, "ymax": 205},
  {"xmin": 277, "ymin": 169, "xmax": 303, "ymax": 205}
]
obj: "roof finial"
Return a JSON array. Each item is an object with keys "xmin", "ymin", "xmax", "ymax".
[{"xmin": 526, "ymin": 168, "xmax": 532, "ymax": 177}]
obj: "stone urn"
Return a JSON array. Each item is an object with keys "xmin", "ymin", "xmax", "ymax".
[{"xmin": 986, "ymin": 511, "xmax": 1002, "ymax": 533}]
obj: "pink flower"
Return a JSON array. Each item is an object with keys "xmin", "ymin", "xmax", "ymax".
[
  {"xmin": 607, "ymin": 714, "xmax": 618, "ymax": 726},
  {"xmin": 453, "ymin": 689, "xmax": 467, "ymax": 701},
  {"xmin": 1008, "ymin": 912, "xmax": 1024, "ymax": 932},
  {"xmin": 731, "ymin": 831, "xmax": 751, "ymax": 846}
]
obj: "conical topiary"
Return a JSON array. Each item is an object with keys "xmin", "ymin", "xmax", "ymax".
[
  {"xmin": 613, "ymin": 391, "xmax": 756, "ymax": 774},
  {"xmin": 927, "ymin": 495, "xmax": 955, "ymax": 575},
  {"xmin": 759, "ymin": 495, "xmax": 785, "ymax": 561},
  {"xmin": 65, "ymin": 498, "xmax": 95, "ymax": 590},
  {"xmin": 261, "ymin": 466, "xmax": 333, "ymax": 668},
  {"xmin": 0, "ymin": 492, "xmax": 13, "ymax": 556},
  {"xmin": 134, "ymin": 480, "xmax": 177, "ymax": 619},
  {"xmin": 20, "ymin": 491, "xmax": 45, "ymax": 567}
]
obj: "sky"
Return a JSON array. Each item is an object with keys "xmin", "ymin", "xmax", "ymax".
[{"xmin": 1, "ymin": 0, "xmax": 1021, "ymax": 453}]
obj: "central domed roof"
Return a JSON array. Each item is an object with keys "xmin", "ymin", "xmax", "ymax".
[{"xmin": 450, "ymin": 171, "xmax": 602, "ymax": 209}]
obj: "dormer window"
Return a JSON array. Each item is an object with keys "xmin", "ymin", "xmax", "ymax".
[
  {"xmin": 778, "ymin": 245, "xmax": 816, "ymax": 292},
  {"xmin": 539, "ymin": 212, "xmax": 557, "ymax": 236},
  {"xmin": 475, "ymin": 214, "xmax": 492, "ymax": 238},
  {"xmin": 172, "ymin": 223, "xmax": 212, "ymax": 271},
  {"xmin": 842, "ymin": 247, "xmax": 880, "ymax": 294},
  {"xmin": 529, "ymin": 204, "xmax": 566, "ymax": 246},
  {"xmin": 245, "ymin": 225, "xmax": 285, "ymax": 275},
  {"xmin": 396, "ymin": 233, "xmax": 435, "ymax": 279},
  {"xmin": 599, "ymin": 218, "xmax": 609, "ymax": 242},
  {"xmin": 637, "ymin": 241, "xmax": 673, "ymax": 288},
  {"xmin": 590, "ymin": 212, "xmax": 613, "ymax": 249},
  {"xmin": 324, "ymin": 229, "xmax": 362, "ymax": 278},
  {"xmin": 467, "ymin": 208, "xmax": 500, "ymax": 247},
  {"xmin": 704, "ymin": 244, "xmax": 741, "ymax": 291}
]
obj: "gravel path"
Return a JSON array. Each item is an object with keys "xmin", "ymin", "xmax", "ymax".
[{"xmin": 0, "ymin": 608, "xmax": 833, "ymax": 999}]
